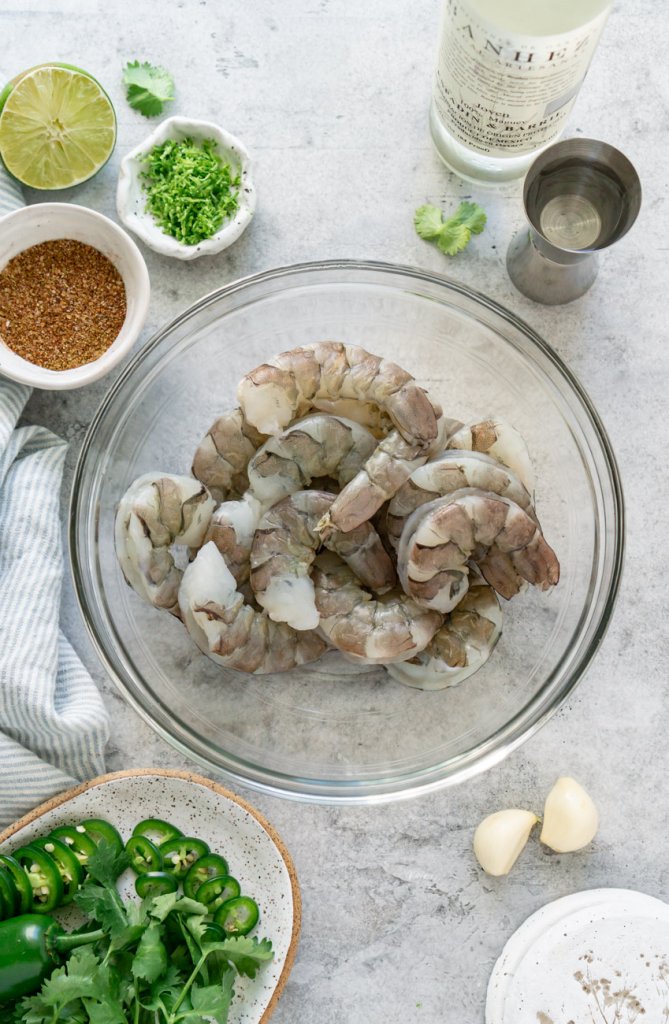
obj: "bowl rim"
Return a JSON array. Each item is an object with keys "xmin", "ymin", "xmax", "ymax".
[
  {"xmin": 116, "ymin": 115, "xmax": 257, "ymax": 260},
  {"xmin": 69, "ymin": 258, "xmax": 625, "ymax": 804},
  {"xmin": 0, "ymin": 201, "xmax": 150, "ymax": 389}
]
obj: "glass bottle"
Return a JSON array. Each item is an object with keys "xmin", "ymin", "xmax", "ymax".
[{"xmin": 429, "ymin": 0, "xmax": 612, "ymax": 185}]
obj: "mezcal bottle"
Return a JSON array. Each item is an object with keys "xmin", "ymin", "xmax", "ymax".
[{"xmin": 429, "ymin": 0, "xmax": 612, "ymax": 185}]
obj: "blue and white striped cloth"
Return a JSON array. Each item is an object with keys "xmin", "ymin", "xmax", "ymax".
[{"xmin": 0, "ymin": 167, "xmax": 109, "ymax": 827}]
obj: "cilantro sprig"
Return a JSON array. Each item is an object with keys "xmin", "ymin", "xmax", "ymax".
[
  {"xmin": 414, "ymin": 200, "xmax": 487, "ymax": 256},
  {"xmin": 123, "ymin": 61, "xmax": 175, "ymax": 117},
  {"xmin": 12, "ymin": 843, "xmax": 274, "ymax": 1024}
]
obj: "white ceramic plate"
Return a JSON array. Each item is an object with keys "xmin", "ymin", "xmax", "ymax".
[
  {"xmin": 486, "ymin": 888, "xmax": 669, "ymax": 1024},
  {"xmin": 0, "ymin": 769, "xmax": 300, "ymax": 1024}
]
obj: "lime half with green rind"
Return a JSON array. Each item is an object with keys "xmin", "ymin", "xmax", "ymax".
[{"xmin": 0, "ymin": 65, "xmax": 116, "ymax": 189}]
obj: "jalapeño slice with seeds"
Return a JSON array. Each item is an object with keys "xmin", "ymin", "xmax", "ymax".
[
  {"xmin": 29, "ymin": 837, "xmax": 84, "ymax": 905},
  {"xmin": 12, "ymin": 845, "xmax": 64, "ymax": 914}
]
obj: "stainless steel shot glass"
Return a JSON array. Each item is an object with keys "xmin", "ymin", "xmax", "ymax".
[{"xmin": 506, "ymin": 138, "xmax": 642, "ymax": 305}]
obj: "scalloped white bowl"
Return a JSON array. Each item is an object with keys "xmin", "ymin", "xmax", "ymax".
[{"xmin": 117, "ymin": 116, "xmax": 256, "ymax": 260}]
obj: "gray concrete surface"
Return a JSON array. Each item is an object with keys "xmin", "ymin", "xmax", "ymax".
[{"xmin": 5, "ymin": 1, "xmax": 668, "ymax": 1020}]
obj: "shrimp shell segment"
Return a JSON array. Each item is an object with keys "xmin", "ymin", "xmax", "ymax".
[
  {"xmin": 387, "ymin": 573, "xmax": 503, "ymax": 690},
  {"xmin": 238, "ymin": 341, "xmax": 444, "ymax": 534},
  {"xmin": 397, "ymin": 487, "xmax": 559, "ymax": 613},
  {"xmin": 237, "ymin": 340, "xmax": 441, "ymax": 445},
  {"xmin": 179, "ymin": 542, "xmax": 328, "ymax": 674},
  {"xmin": 115, "ymin": 473, "xmax": 216, "ymax": 616},
  {"xmin": 192, "ymin": 407, "xmax": 266, "ymax": 502},
  {"xmin": 386, "ymin": 449, "xmax": 537, "ymax": 552},
  {"xmin": 203, "ymin": 413, "xmax": 379, "ymax": 584},
  {"xmin": 446, "ymin": 418, "xmax": 535, "ymax": 495},
  {"xmin": 250, "ymin": 490, "xmax": 397, "ymax": 631},
  {"xmin": 312, "ymin": 552, "xmax": 442, "ymax": 664}
]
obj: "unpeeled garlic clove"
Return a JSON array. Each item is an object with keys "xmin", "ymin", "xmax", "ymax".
[
  {"xmin": 473, "ymin": 809, "xmax": 538, "ymax": 876},
  {"xmin": 540, "ymin": 776, "xmax": 598, "ymax": 853}
]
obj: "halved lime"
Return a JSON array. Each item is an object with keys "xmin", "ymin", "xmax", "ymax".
[{"xmin": 0, "ymin": 65, "xmax": 116, "ymax": 189}]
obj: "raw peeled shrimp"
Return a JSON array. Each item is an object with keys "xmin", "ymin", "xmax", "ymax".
[
  {"xmin": 179, "ymin": 542, "xmax": 328, "ymax": 674},
  {"xmin": 204, "ymin": 413, "xmax": 378, "ymax": 583},
  {"xmin": 311, "ymin": 552, "xmax": 442, "ymax": 664},
  {"xmin": 446, "ymin": 418, "xmax": 535, "ymax": 495},
  {"xmin": 387, "ymin": 573, "xmax": 503, "ymax": 690},
  {"xmin": 192, "ymin": 407, "xmax": 266, "ymax": 502},
  {"xmin": 115, "ymin": 473, "xmax": 216, "ymax": 616},
  {"xmin": 237, "ymin": 341, "xmax": 444, "ymax": 533},
  {"xmin": 385, "ymin": 450, "xmax": 537, "ymax": 552},
  {"xmin": 397, "ymin": 487, "xmax": 560, "ymax": 613},
  {"xmin": 250, "ymin": 490, "xmax": 396, "ymax": 631}
]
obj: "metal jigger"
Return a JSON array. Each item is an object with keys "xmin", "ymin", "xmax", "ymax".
[{"xmin": 507, "ymin": 139, "xmax": 641, "ymax": 305}]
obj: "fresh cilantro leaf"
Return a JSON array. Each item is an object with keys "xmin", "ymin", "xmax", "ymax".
[
  {"xmin": 82, "ymin": 995, "xmax": 127, "ymax": 1024},
  {"xmin": 451, "ymin": 200, "xmax": 487, "ymax": 234},
  {"xmin": 202, "ymin": 935, "xmax": 275, "ymax": 979},
  {"xmin": 414, "ymin": 204, "xmax": 445, "ymax": 239},
  {"xmin": 75, "ymin": 879, "xmax": 128, "ymax": 938},
  {"xmin": 132, "ymin": 922, "xmax": 168, "ymax": 984},
  {"xmin": 185, "ymin": 912, "xmax": 210, "ymax": 946},
  {"xmin": 109, "ymin": 922, "xmax": 146, "ymax": 951},
  {"xmin": 436, "ymin": 222, "xmax": 472, "ymax": 256},
  {"xmin": 414, "ymin": 200, "xmax": 486, "ymax": 256},
  {"xmin": 149, "ymin": 890, "xmax": 179, "ymax": 921},
  {"xmin": 189, "ymin": 977, "xmax": 234, "ymax": 1024},
  {"xmin": 11, "ymin": 999, "xmax": 52, "ymax": 1024},
  {"xmin": 178, "ymin": 914, "xmax": 205, "ymax": 965},
  {"xmin": 148, "ymin": 892, "xmax": 206, "ymax": 923},
  {"xmin": 109, "ymin": 896, "xmax": 148, "ymax": 950},
  {"xmin": 20, "ymin": 948, "xmax": 102, "ymax": 1023},
  {"xmin": 86, "ymin": 841, "xmax": 129, "ymax": 886},
  {"xmin": 140, "ymin": 964, "xmax": 184, "ymax": 1011},
  {"xmin": 123, "ymin": 61, "xmax": 175, "ymax": 117}
]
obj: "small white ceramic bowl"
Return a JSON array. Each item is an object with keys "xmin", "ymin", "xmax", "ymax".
[
  {"xmin": 116, "ymin": 116, "xmax": 256, "ymax": 260},
  {"xmin": 0, "ymin": 203, "xmax": 150, "ymax": 390}
]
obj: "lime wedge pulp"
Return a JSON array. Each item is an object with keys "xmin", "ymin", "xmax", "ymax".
[{"xmin": 0, "ymin": 65, "xmax": 116, "ymax": 189}]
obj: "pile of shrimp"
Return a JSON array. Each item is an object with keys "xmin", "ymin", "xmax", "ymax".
[{"xmin": 115, "ymin": 341, "xmax": 559, "ymax": 690}]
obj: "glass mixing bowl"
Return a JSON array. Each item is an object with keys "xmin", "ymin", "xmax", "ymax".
[{"xmin": 71, "ymin": 261, "xmax": 623, "ymax": 803}]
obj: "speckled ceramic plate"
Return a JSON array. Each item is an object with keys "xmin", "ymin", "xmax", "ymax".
[
  {"xmin": 486, "ymin": 888, "xmax": 669, "ymax": 1024},
  {"xmin": 0, "ymin": 769, "xmax": 300, "ymax": 1024}
]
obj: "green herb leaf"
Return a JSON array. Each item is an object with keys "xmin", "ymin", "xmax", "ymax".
[
  {"xmin": 132, "ymin": 922, "xmax": 168, "ymax": 983},
  {"xmin": 436, "ymin": 222, "xmax": 472, "ymax": 256},
  {"xmin": 20, "ymin": 948, "xmax": 103, "ymax": 1022},
  {"xmin": 414, "ymin": 204, "xmax": 444, "ymax": 239},
  {"xmin": 451, "ymin": 200, "xmax": 487, "ymax": 234},
  {"xmin": 140, "ymin": 965, "xmax": 184, "ymax": 1011},
  {"xmin": 82, "ymin": 995, "xmax": 128, "ymax": 1024},
  {"xmin": 74, "ymin": 880, "xmax": 128, "ymax": 938},
  {"xmin": 86, "ymin": 840, "xmax": 129, "ymax": 887},
  {"xmin": 149, "ymin": 892, "xmax": 208, "ymax": 922},
  {"xmin": 414, "ymin": 200, "xmax": 486, "ymax": 257},
  {"xmin": 202, "ymin": 935, "xmax": 275, "ymax": 979},
  {"xmin": 123, "ymin": 61, "xmax": 175, "ymax": 117},
  {"xmin": 189, "ymin": 977, "xmax": 234, "ymax": 1024}
]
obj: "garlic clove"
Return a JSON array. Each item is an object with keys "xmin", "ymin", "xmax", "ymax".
[
  {"xmin": 540, "ymin": 776, "xmax": 598, "ymax": 853},
  {"xmin": 473, "ymin": 808, "xmax": 538, "ymax": 876}
]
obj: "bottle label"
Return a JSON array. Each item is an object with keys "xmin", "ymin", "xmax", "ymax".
[{"xmin": 433, "ymin": 1, "xmax": 609, "ymax": 156}]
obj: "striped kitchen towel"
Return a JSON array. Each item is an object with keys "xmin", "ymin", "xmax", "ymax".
[{"xmin": 0, "ymin": 168, "xmax": 109, "ymax": 828}]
